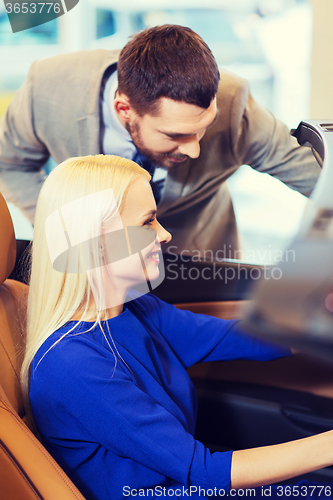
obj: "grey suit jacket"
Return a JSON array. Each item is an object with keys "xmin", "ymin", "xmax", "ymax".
[{"xmin": 0, "ymin": 49, "xmax": 320, "ymax": 255}]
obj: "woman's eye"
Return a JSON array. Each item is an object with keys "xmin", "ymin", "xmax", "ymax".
[{"xmin": 144, "ymin": 218, "xmax": 155, "ymax": 227}]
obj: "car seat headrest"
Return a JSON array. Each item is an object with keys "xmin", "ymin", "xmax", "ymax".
[{"xmin": 0, "ymin": 193, "xmax": 16, "ymax": 285}]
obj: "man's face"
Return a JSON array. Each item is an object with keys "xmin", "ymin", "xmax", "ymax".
[{"xmin": 125, "ymin": 97, "xmax": 218, "ymax": 168}]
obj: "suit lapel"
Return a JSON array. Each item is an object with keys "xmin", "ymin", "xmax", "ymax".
[
  {"xmin": 76, "ymin": 57, "xmax": 118, "ymax": 157},
  {"xmin": 76, "ymin": 115, "xmax": 101, "ymax": 156}
]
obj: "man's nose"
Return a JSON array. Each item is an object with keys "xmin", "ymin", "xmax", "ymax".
[{"xmin": 178, "ymin": 135, "xmax": 201, "ymax": 159}]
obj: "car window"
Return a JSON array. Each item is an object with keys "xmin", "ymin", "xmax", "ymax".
[{"xmin": 227, "ymin": 166, "xmax": 308, "ymax": 265}]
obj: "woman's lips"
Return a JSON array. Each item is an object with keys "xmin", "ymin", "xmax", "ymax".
[
  {"xmin": 147, "ymin": 249, "xmax": 161, "ymax": 261},
  {"xmin": 148, "ymin": 252, "xmax": 159, "ymax": 260}
]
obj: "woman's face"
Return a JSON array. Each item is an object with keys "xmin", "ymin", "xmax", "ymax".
[{"xmin": 103, "ymin": 176, "xmax": 171, "ymax": 293}]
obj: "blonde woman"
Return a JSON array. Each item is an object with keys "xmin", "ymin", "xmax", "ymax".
[{"xmin": 22, "ymin": 155, "xmax": 333, "ymax": 500}]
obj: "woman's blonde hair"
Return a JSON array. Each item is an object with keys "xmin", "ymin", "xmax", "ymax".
[{"xmin": 21, "ymin": 154, "xmax": 151, "ymax": 412}]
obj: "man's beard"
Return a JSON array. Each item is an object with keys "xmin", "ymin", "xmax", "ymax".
[{"xmin": 126, "ymin": 121, "xmax": 188, "ymax": 168}]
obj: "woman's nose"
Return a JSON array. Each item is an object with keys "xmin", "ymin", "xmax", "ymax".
[{"xmin": 156, "ymin": 221, "xmax": 172, "ymax": 244}]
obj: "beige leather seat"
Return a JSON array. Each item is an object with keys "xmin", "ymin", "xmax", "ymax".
[{"xmin": 0, "ymin": 192, "xmax": 85, "ymax": 499}]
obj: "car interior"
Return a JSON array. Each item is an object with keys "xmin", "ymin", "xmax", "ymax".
[{"xmin": 1, "ymin": 120, "xmax": 333, "ymax": 497}]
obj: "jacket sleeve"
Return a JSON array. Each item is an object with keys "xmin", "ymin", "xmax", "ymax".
[
  {"xmin": 141, "ymin": 295, "xmax": 291, "ymax": 368},
  {"xmin": 0, "ymin": 62, "xmax": 49, "ymax": 223},
  {"xmin": 229, "ymin": 81, "xmax": 320, "ymax": 197}
]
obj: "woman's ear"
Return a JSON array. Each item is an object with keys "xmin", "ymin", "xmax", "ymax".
[{"xmin": 114, "ymin": 92, "xmax": 134, "ymax": 126}]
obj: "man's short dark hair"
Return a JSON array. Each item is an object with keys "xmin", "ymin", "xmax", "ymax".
[{"xmin": 117, "ymin": 25, "xmax": 220, "ymax": 116}]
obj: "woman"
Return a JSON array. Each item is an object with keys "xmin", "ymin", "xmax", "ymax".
[{"xmin": 21, "ymin": 155, "xmax": 333, "ymax": 500}]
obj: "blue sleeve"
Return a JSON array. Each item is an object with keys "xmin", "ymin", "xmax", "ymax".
[
  {"xmin": 31, "ymin": 338, "xmax": 233, "ymax": 493},
  {"xmin": 142, "ymin": 294, "xmax": 291, "ymax": 368}
]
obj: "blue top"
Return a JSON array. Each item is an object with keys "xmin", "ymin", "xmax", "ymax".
[{"xmin": 30, "ymin": 294, "xmax": 291, "ymax": 500}]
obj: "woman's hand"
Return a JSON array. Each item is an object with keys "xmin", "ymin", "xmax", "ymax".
[{"xmin": 231, "ymin": 429, "xmax": 333, "ymax": 489}]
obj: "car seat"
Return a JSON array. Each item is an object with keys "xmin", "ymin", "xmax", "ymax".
[{"xmin": 0, "ymin": 192, "xmax": 85, "ymax": 499}]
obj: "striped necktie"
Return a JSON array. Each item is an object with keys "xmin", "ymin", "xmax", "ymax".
[{"xmin": 132, "ymin": 151, "xmax": 163, "ymax": 205}]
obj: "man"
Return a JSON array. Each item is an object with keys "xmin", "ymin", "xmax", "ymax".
[{"xmin": 0, "ymin": 25, "xmax": 319, "ymax": 256}]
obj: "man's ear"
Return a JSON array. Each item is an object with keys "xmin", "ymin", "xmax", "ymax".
[{"xmin": 114, "ymin": 92, "xmax": 133, "ymax": 125}]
